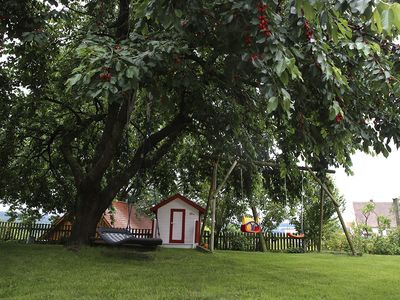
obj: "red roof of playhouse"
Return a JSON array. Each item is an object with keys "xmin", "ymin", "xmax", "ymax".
[
  {"xmin": 150, "ymin": 193, "xmax": 206, "ymax": 214},
  {"xmin": 104, "ymin": 201, "xmax": 153, "ymax": 229}
]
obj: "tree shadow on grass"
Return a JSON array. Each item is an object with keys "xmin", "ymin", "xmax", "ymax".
[{"xmin": 99, "ymin": 246, "xmax": 159, "ymax": 261}]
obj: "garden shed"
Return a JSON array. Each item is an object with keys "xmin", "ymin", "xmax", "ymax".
[{"xmin": 150, "ymin": 193, "xmax": 205, "ymax": 248}]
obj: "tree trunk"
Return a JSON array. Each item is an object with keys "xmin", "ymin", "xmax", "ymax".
[
  {"xmin": 251, "ymin": 205, "xmax": 267, "ymax": 252},
  {"xmin": 68, "ymin": 190, "xmax": 110, "ymax": 248}
]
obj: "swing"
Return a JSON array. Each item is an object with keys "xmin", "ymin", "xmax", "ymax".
[
  {"xmin": 97, "ymin": 227, "xmax": 162, "ymax": 246},
  {"xmin": 241, "ymin": 216, "xmax": 261, "ymax": 233},
  {"xmin": 98, "ymin": 98, "xmax": 162, "ymax": 247},
  {"xmin": 238, "ymin": 164, "xmax": 262, "ymax": 234},
  {"xmin": 286, "ymin": 172, "xmax": 305, "ymax": 239},
  {"xmin": 287, "ymin": 232, "xmax": 304, "ymax": 239}
]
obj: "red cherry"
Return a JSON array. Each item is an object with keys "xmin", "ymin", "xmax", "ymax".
[
  {"xmin": 251, "ymin": 53, "xmax": 258, "ymax": 61},
  {"xmin": 99, "ymin": 72, "xmax": 111, "ymax": 81},
  {"xmin": 335, "ymin": 114, "xmax": 343, "ymax": 123},
  {"xmin": 244, "ymin": 35, "xmax": 252, "ymax": 45}
]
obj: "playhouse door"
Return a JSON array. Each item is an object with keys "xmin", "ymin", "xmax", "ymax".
[{"xmin": 169, "ymin": 209, "xmax": 185, "ymax": 243}]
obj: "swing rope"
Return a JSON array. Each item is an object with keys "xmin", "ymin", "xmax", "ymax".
[
  {"xmin": 287, "ymin": 172, "xmax": 306, "ymax": 239},
  {"xmin": 300, "ymin": 172, "xmax": 304, "ymax": 234},
  {"xmin": 126, "ymin": 99, "xmax": 152, "ymax": 231},
  {"xmin": 284, "ymin": 176, "xmax": 288, "ymax": 207}
]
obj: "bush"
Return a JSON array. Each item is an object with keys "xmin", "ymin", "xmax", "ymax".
[
  {"xmin": 388, "ymin": 228, "xmax": 400, "ymax": 250},
  {"xmin": 230, "ymin": 235, "xmax": 251, "ymax": 251},
  {"xmin": 323, "ymin": 231, "xmax": 349, "ymax": 252},
  {"xmin": 369, "ymin": 236, "xmax": 398, "ymax": 255},
  {"xmin": 323, "ymin": 227, "xmax": 400, "ymax": 255}
]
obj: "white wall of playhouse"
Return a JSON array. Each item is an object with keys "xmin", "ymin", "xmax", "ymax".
[{"xmin": 151, "ymin": 194, "xmax": 204, "ymax": 249}]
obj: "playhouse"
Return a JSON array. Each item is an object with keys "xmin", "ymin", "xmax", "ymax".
[{"xmin": 150, "ymin": 193, "xmax": 205, "ymax": 248}]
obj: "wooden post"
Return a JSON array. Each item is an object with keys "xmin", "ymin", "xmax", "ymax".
[
  {"xmin": 200, "ymin": 161, "xmax": 218, "ymax": 244},
  {"xmin": 210, "ymin": 160, "xmax": 238, "ymax": 252},
  {"xmin": 309, "ymin": 171, "xmax": 356, "ymax": 256},
  {"xmin": 251, "ymin": 205, "xmax": 267, "ymax": 252},
  {"xmin": 393, "ymin": 198, "xmax": 400, "ymax": 227},
  {"xmin": 210, "ymin": 162, "xmax": 218, "ymax": 252},
  {"xmin": 318, "ymin": 176, "xmax": 325, "ymax": 252}
]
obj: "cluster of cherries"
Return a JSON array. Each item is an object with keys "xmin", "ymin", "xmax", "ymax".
[
  {"xmin": 257, "ymin": 2, "xmax": 272, "ymax": 37},
  {"xmin": 99, "ymin": 67, "xmax": 112, "ymax": 81},
  {"xmin": 335, "ymin": 113, "xmax": 343, "ymax": 123},
  {"xmin": 304, "ymin": 19, "xmax": 313, "ymax": 41},
  {"xmin": 245, "ymin": 2, "xmax": 272, "ymax": 61},
  {"xmin": 244, "ymin": 35, "xmax": 252, "ymax": 46}
]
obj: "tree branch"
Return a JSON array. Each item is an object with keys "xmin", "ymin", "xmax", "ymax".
[
  {"xmin": 88, "ymin": 92, "xmax": 136, "ymax": 184},
  {"xmin": 100, "ymin": 112, "xmax": 191, "ymax": 201}
]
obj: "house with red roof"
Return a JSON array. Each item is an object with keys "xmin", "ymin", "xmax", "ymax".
[
  {"xmin": 103, "ymin": 200, "xmax": 152, "ymax": 229},
  {"xmin": 43, "ymin": 201, "xmax": 152, "ymax": 242},
  {"xmin": 150, "ymin": 193, "xmax": 205, "ymax": 248}
]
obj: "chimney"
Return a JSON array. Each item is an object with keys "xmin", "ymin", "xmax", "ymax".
[{"xmin": 393, "ymin": 198, "xmax": 400, "ymax": 227}]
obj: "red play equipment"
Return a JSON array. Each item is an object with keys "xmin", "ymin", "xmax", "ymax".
[
  {"xmin": 287, "ymin": 232, "xmax": 304, "ymax": 239},
  {"xmin": 240, "ymin": 216, "xmax": 261, "ymax": 233}
]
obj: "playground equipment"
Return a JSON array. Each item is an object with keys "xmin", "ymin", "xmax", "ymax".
[
  {"xmin": 285, "ymin": 172, "xmax": 305, "ymax": 240},
  {"xmin": 240, "ymin": 216, "xmax": 261, "ymax": 233},
  {"xmin": 287, "ymin": 232, "xmax": 304, "ymax": 239},
  {"xmin": 97, "ymin": 227, "xmax": 162, "ymax": 247}
]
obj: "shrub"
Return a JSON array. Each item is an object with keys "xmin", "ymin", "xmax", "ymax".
[
  {"xmin": 369, "ymin": 236, "xmax": 397, "ymax": 255},
  {"xmin": 323, "ymin": 226, "xmax": 400, "ymax": 255},
  {"xmin": 230, "ymin": 235, "xmax": 251, "ymax": 251},
  {"xmin": 323, "ymin": 231, "xmax": 349, "ymax": 252}
]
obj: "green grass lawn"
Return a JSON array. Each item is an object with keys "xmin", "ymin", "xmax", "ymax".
[{"xmin": 1, "ymin": 243, "xmax": 399, "ymax": 300}]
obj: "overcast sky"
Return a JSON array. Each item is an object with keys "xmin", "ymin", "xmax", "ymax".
[{"xmin": 333, "ymin": 149, "xmax": 400, "ymax": 221}]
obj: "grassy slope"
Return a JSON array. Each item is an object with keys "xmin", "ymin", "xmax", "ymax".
[{"xmin": 0, "ymin": 243, "xmax": 399, "ymax": 300}]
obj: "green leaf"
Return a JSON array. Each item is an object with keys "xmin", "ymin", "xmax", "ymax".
[
  {"xmin": 349, "ymin": 0, "xmax": 371, "ymax": 14},
  {"xmin": 174, "ymin": 9, "xmax": 182, "ymax": 18},
  {"xmin": 302, "ymin": 1, "xmax": 315, "ymax": 21},
  {"xmin": 372, "ymin": 9, "xmax": 383, "ymax": 33},
  {"xmin": 126, "ymin": 66, "xmax": 139, "ymax": 79},
  {"xmin": 256, "ymin": 36, "xmax": 266, "ymax": 44},
  {"xmin": 328, "ymin": 101, "xmax": 342, "ymax": 120},
  {"xmin": 267, "ymin": 97, "xmax": 278, "ymax": 114},
  {"xmin": 115, "ymin": 61, "xmax": 122, "ymax": 72},
  {"xmin": 275, "ymin": 59, "xmax": 286, "ymax": 76},
  {"xmin": 65, "ymin": 73, "xmax": 82, "ymax": 90},
  {"xmin": 88, "ymin": 89, "xmax": 102, "ymax": 98},
  {"xmin": 380, "ymin": 9, "xmax": 393, "ymax": 35},
  {"xmin": 391, "ymin": 5, "xmax": 400, "ymax": 30},
  {"xmin": 280, "ymin": 88, "xmax": 291, "ymax": 113}
]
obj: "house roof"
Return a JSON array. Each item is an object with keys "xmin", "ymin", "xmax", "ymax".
[
  {"xmin": 104, "ymin": 201, "xmax": 153, "ymax": 229},
  {"xmin": 353, "ymin": 201, "xmax": 397, "ymax": 228},
  {"xmin": 49, "ymin": 201, "xmax": 152, "ymax": 230},
  {"xmin": 150, "ymin": 193, "xmax": 206, "ymax": 214}
]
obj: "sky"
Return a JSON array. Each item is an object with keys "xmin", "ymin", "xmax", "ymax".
[{"xmin": 333, "ymin": 149, "xmax": 400, "ymax": 222}]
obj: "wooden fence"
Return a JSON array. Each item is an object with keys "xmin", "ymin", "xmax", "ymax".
[
  {"xmin": 0, "ymin": 222, "xmax": 152, "ymax": 244},
  {"xmin": 202, "ymin": 231, "xmax": 317, "ymax": 252},
  {"xmin": 0, "ymin": 222, "xmax": 316, "ymax": 252}
]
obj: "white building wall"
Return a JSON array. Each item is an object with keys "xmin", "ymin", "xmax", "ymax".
[{"xmin": 154, "ymin": 198, "xmax": 200, "ymax": 246}]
